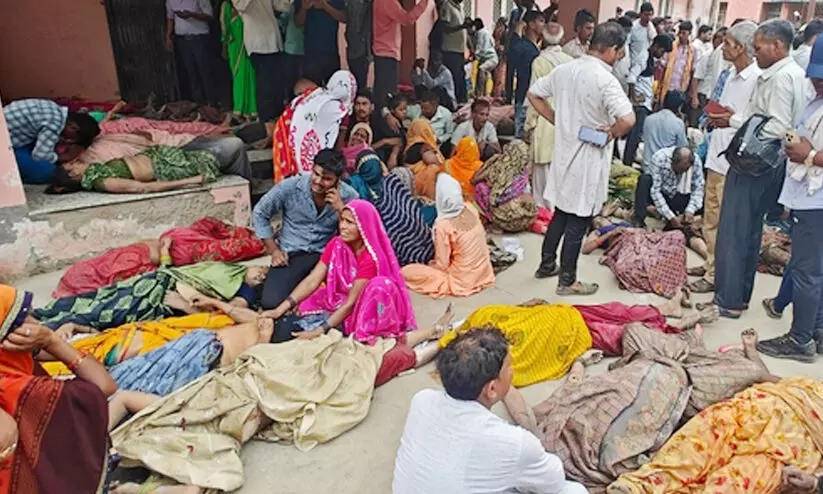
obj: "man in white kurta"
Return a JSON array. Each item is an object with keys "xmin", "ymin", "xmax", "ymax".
[{"xmin": 528, "ymin": 21, "xmax": 635, "ymax": 296}]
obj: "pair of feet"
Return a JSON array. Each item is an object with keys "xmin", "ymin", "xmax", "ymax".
[{"xmin": 534, "ymin": 264, "xmax": 599, "ymax": 296}]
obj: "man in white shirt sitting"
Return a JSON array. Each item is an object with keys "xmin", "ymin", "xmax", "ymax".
[
  {"xmin": 392, "ymin": 328, "xmax": 586, "ymax": 494},
  {"xmin": 407, "ymin": 88, "xmax": 456, "ymax": 156},
  {"xmin": 451, "ymin": 99, "xmax": 501, "ymax": 160}
]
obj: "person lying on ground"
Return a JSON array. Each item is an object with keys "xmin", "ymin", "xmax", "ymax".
[
  {"xmin": 402, "ymin": 174, "xmax": 496, "ymax": 299},
  {"xmin": 393, "ymin": 328, "xmax": 589, "ymax": 494},
  {"xmin": 4, "ymin": 98, "xmax": 100, "ymax": 184},
  {"xmin": 34, "ymin": 262, "xmax": 268, "ymax": 331},
  {"xmin": 252, "ymin": 149, "xmax": 358, "ymax": 310},
  {"xmin": 437, "ymin": 291, "xmax": 717, "ymax": 387},
  {"xmin": 504, "ymin": 324, "xmax": 777, "ymax": 491},
  {"xmin": 52, "ymin": 219, "xmax": 265, "ymax": 298},
  {"xmin": 260, "ymin": 200, "xmax": 416, "ymax": 344},
  {"xmin": 581, "ymin": 216, "xmax": 636, "ymax": 254},
  {"xmin": 50, "ymin": 144, "xmax": 220, "ymax": 194},
  {"xmin": 0, "ymin": 284, "xmax": 117, "ymax": 494}
]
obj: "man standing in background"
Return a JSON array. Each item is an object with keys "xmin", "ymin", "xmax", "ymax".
[
  {"xmin": 295, "ymin": 0, "xmax": 346, "ymax": 85},
  {"xmin": 511, "ymin": 10, "xmax": 545, "ymax": 138},
  {"xmin": 471, "ymin": 18, "xmax": 499, "ymax": 97},
  {"xmin": 165, "ymin": 0, "xmax": 220, "ymax": 107},
  {"xmin": 437, "ymin": 0, "xmax": 469, "ymax": 104},
  {"xmin": 345, "ymin": 0, "xmax": 372, "ymax": 92},
  {"xmin": 372, "ymin": 0, "xmax": 429, "ymax": 107},
  {"xmin": 562, "ymin": 9, "xmax": 595, "ymax": 59}
]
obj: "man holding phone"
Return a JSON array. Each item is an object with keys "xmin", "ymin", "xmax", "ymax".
[
  {"xmin": 252, "ymin": 149, "xmax": 357, "ymax": 310},
  {"xmin": 528, "ymin": 21, "xmax": 635, "ymax": 296},
  {"xmin": 165, "ymin": 0, "xmax": 220, "ymax": 107}
]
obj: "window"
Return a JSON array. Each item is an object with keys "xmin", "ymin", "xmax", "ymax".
[
  {"xmin": 493, "ymin": 0, "xmax": 503, "ymax": 20},
  {"xmin": 463, "ymin": 0, "xmax": 474, "ymax": 19},
  {"xmin": 717, "ymin": 1, "xmax": 728, "ymax": 26},
  {"xmin": 763, "ymin": 3, "xmax": 782, "ymax": 20}
]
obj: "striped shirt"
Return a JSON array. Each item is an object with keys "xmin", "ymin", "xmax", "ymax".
[{"xmin": 4, "ymin": 99, "xmax": 68, "ymax": 164}]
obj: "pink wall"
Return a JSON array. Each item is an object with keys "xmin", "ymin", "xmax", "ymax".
[
  {"xmin": 0, "ymin": 0, "xmax": 119, "ymax": 101},
  {"xmin": 721, "ymin": 0, "xmax": 765, "ymax": 25},
  {"xmin": 0, "ymin": 95, "xmax": 26, "ymax": 209}
]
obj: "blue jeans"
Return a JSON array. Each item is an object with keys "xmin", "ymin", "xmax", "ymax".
[
  {"xmin": 788, "ymin": 210, "xmax": 823, "ymax": 344},
  {"xmin": 774, "ymin": 263, "xmax": 793, "ymax": 312},
  {"xmin": 714, "ymin": 164, "xmax": 785, "ymax": 310},
  {"xmin": 14, "ymin": 147, "xmax": 56, "ymax": 184},
  {"xmin": 514, "ymin": 102, "xmax": 527, "ymax": 139}
]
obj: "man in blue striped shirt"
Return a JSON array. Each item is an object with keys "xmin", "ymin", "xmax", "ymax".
[{"xmin": 4, "ymin": 99, "xmax": 99, "ymax": 184}]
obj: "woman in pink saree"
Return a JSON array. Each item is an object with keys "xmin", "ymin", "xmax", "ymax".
[{"xmin": 263, "ymin": 199, "xmax": 416, "ymax": 344}]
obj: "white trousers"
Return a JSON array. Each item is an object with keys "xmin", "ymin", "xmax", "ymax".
[{"xmin": 531, "ymin": 164, "xmax": 552, "ymax": 209}]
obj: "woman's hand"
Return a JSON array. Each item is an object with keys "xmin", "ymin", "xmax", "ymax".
[
  {"xmin": 0, "ymin": 409, "xmax": 18, "ymax": 460},
  {"xmin": 2, "ymin": 324, "xmax": 54, "ymax": 353},
  {"xmin": 292, "ymin": 328, "xmax": 323, "ymax": 340},
  {"xmin": 260, "ymin": 306, "xmax": 286, "ymax": 320},
  {"xmin": 189, "ymin": 295, "xmax": 218, "ymax": 310},
  {"xmin": 785, "ymin": 137, "xmax": 814, "ymax": 164}
]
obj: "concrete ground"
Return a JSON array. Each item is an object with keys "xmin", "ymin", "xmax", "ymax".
[{"xmin": 16, "ymin": 232, "xmax": 821, "ymax": 493}]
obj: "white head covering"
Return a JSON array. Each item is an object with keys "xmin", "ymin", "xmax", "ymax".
[{"xmin": 435, "ymin": 173, "xmax": 465, "ymax": 220}]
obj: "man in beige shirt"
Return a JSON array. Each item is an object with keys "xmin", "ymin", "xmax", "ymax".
[
  {"xmin": 562, "ymin": 9, "xmax": 594, "ymax": 59},
  {"xmin": 712, "ymin": 19, "xmax": 807, "ymax": 319}
]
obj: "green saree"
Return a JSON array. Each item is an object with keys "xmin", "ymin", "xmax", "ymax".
[{"xmin": 222, "ymin": 2, "xmax": 257, "ymax": 117}]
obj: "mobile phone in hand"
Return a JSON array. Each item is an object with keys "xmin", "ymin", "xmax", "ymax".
[{"xmin": 578, "ymin": 126, "xmax": 609, "ymax": 147}]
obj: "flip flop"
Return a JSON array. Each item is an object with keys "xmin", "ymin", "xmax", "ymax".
[
  {"xmin": 556, "ymin": 281, "xmax": 599, "ymax": 296},
  {"xmin": 688, "ymin": 278, "xmax": 715, "ymax": 294},
  {"xmin": 535, "ymin": 264, "xmax": 560, "ymax": 279},
  {"xmin": 717, "ymin": 306, "xmax": 742, "ymax": 319}
]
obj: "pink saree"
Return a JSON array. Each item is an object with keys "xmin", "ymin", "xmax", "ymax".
[{"xmin": 299, "ymin": 200, "xmax": 417, "ymax": 344}]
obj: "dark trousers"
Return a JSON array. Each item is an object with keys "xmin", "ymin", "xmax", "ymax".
[
  {"xmin": 623, "ymin": 105, "xmax": 649, "ymax": 166},
  {"xmin": 539, "ymin": 208, "xmax": 592, "ymax": 287},
  {"xmin": 688, "ymin": 93, "xmax": 708, "ymax": 128},
  {"xmin": 348, "ymin": 56, "xmax": 370, "ymax": 92},
  {"xmin": 442, "ymin": 51, "xmax": 466, "ymax": 104},
  {"xmin": 250, "ymin": 52, "xmax": 286, "ymax": 122},
  {"xmin": 283, "ymin": 53, "xmax": 305, "ymax": 102},
  {"xmin": 305, "ymin": 51, "xmax": 341, "ymax": 86},
  {"xmin": 260, "ymin": 252, "xmax": 321, "ymax": 309},
  {"xmin": 176, "ymin": 34, "xmax": 220, "ymax": 106},
  {"xmin": 182, "ymin": 136, "xmax": 252, "ymax": 180},
  {"xmin": 504, "ymin": 50, "xmax": 515, "ymax": 103},
  {"xmin": 714, "ymin": 164, "xmax": 785, "ymax": 310},
  {"xmin": 775, "ymin": 263, "xmax": 793, "ymax": 312},
  {"xmin": 632, "ymin": 173, "xmax": 691, "ymax": 224},
  {"xmin": 373, "ymin": 56, "xmax": 399, "ymax": 109},
  {"xmin": 789, "ymin": 210, "xmax": 823, "ymax": 344}
]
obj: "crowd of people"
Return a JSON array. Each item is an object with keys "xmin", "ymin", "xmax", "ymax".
[{"xmin": 7, "ymin": 1, "xmax": 823, "ymax": 493}]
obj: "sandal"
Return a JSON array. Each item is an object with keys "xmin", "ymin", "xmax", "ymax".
[
  {"xmin": 556, "ymin": 281, "xmax": 599, "ymax": 296},
  {"xmin": 717, "ymin": 306, "xmax": 742, "ymax": 319},
  {"xmin": 689, "ymin": 278, "xmax": 715, "ymax": 294},
  {"xmin": 762, "ymin": 298, "xmax": 783, "ymax": 320},
  {"xmin": 534, "ymin": 264, "xmax": 560, "ymax": 279},
  {"xmin": 687, "ymin": 266, "xmax": 706, "ymax": 277}
]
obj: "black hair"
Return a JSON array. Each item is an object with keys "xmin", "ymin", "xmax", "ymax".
[
  {"xmin": 523, "ymin": 10, "xmax": 543, "ymax": 24},
  {"xmin": 436, "ymin": 327, "xmax": 509, "ymax": 401},
  {"xmin": 679, "ymin": 21, "xmax": 693, "ymax": 33},
  {"xmin": 715, "ymin": 27, "xmax": 728, "ymax": 38},
  {"xmin": 663, "ymin": 90, "xmax": 687, "ymax": 114},
  {"xmin": 387, "ymin": 93, "xmax": 408, "ymax": 111},
  {"xmin": 574, "ymin": 9, "xmax": 596, "ymax": 29},
  {"xmin": 471, "ymin": 99, "xmax": 491, "ymax": 112},
  {"xmin": 624, "ymin": 10, "xmax": 638, "ymax": 20},
  {"xmin": 651, "ymin": 16, "xmax": 665, "ymax": 28},
  {"xmin": 640, "ymin": 2, "xmax": 654, "ymax": 14},
  {"xmin": 590, "ymin": 21, "xmax": 628, "ymax": 51},
  {"xmin": 66, "ymin": 112, "xmax": 100, "ymax": 148},
  {"xmin": 474, "ymin": 17, "xmax": 484, "ymax": 30},
  {"xmin": 429, "ymin": 50, "xmax": 444, "ymax": 63},
  {"xmin": 355, "ymin": 88, "xmax": 373, "ymax": 102},
  {"xmin": 698, "ymin": 25, "xmax": 712, "ymax": 36},
  {"xmin": 804, "ymin": 19, "xmax": 823, "ymax": 44},
  {"xmin": 45, "ymin": 166, "xmax": 82, "ymax": 194},
  {"xmin": 616, "ymin": 16, "xmax": 633, "ymax": 30},
  {"xmin": 421, "ymin": 89, "xmax": 440, "ymax": 105},
  {"xmin": 313, "ymin": 149, "xmax": 346, "ymax": 178},
  {"xmin": 653, "ymin": 34, "xmax": 674, "ymax": 52}
]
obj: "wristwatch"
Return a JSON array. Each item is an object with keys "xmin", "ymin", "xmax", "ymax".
[{"xmin": 805, "ymin": 149, "xmax": 818, "ymax": 168}]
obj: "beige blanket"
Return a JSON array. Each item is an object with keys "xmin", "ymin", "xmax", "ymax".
[{"xmin": 111, "ymin": 331, "xmax": 392, "ymax": 491}]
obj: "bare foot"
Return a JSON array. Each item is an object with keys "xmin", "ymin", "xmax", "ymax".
[
  {"xmin": 428, "ymin": 303, "xmax": 455, "ymax": 340},
  {"xmin": 566, "ymin": 360, "xmax": 586, "ymax": 386},
  {"xmin": 519, "ymin": 298, "xmax": 550, "ymax": 307},
  {"xmin": 111, "ymin": 483, "xmax": 141, "ymax": 494},
  {"xmin": 256, "ymin": 317, "xmax": 274, "ymax": 343},
  {"xmin": 698, "ymin": 304, "xmax": 720, "ymax": 325},
  {"xmin": 577, "ymin": 349, "xmax": 604, "ymax": 367},
  {"xmin": 658, "ymin": 290, "xmax": 684, "ymax": 318},
  {"xmin": 741, "ymin": 328, "xmax": 759, "ymax": 359}
]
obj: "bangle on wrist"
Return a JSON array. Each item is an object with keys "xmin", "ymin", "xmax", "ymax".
[{"xmin": 67, "ymin": 350, "xmax": 90, "ymax": 373}]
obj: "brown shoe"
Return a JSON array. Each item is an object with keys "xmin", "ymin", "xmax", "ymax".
[
  {"xmin": 689, "ymin": 278, "xmax": 715, "ymax": 293},
  {"xmin": 687, "ymin": 266, "xmax": 706, "ymax": 277}
]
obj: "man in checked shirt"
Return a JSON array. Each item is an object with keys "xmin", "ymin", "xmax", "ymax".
[{"xmin": 4, "ymin": 98, "xmax": 99, "ymax": 184}]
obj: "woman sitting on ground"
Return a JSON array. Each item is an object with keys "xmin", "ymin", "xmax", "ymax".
[
  {"xmin": 402, "ymin": 174, "xmax": 495, "ymax": 298},
  {"xmin": 404, "ymin": 119, "xmax": 445, "ymax": 201},
  {"xmin": 503, "ymin": 323, "xmax": 775, "ymax": 492},
  {"xmin": 52, "ymin": 217, "xmax": 265, "ymax": 298},
  {"xmin": 0, "ymin": 284, "xmax": 118, "ymax": 493},
  {"xmin": 344, "ymin": 122, "xmax": 374, "ymax": 172},
  {"xmin": 262, "ymin": 199, "xmax": 417, "ymax": 344},
  {"xmin": 444, "ymin": 137, "xmax": 484, "ymax": 200},
  {"xmin": 472, "ymin": 140, "xmax": 537, "ymax": 233},
  {"xmin": 346, "ymin": 150, "xmax": 434, "ymax": 265},
  {"xmin": 52, "ymin": 144, "xmax": 220, "ymax": 194},
  {"xmin": 272, "ymin": 70, "xmax": 356, "ymax": 183},
  {"xmin": 34, "ymin": 261, "xmax": 268, "ymax": 331}
]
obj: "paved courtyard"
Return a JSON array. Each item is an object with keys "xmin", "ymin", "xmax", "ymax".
[{"xmin": 16, "ymin": 232, "xmax": 820, "ymax": 493}]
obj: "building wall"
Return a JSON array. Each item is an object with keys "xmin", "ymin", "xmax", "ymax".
[
  {"xmin": 720, "ymin": 0, "xmax": 765, "ymax": 24},
  {"xmin": 0, "ymin": 0, "xmax": 119, "ymax": 101}
]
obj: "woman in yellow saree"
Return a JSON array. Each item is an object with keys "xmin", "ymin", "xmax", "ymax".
[{"xmin": 403, "ymin": 119, "xmax": 445, "ymax": 200}]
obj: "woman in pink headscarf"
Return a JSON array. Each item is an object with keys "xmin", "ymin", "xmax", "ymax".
[{"xmin": 262, "ymin": 199, "xmax": 416, "ymax": 345}]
